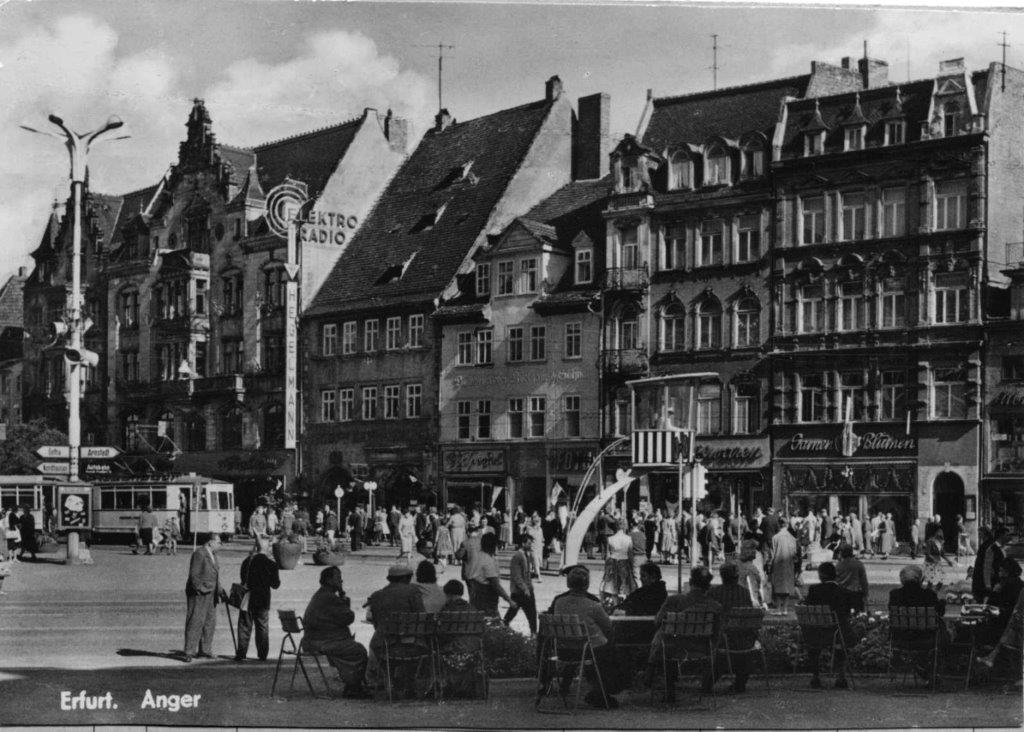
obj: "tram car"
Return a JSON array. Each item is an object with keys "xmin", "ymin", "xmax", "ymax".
[
  {"xmin": 0, "ymin": 475, "xmax": 64, "ymax": 532},
  {"xmin": 90, "ymin": 474, "xmax": 235, "ymax": 538}
]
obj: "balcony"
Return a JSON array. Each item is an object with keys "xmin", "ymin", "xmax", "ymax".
[
  {"xmin": 603, "ymin": 266, "xmax": 649, "ymax": 291},
  {"xmin": 192, "ymin": 373, "xmax": 245, "ymax": 398},
  {"xmin": 601, "ymin": 347, "xmax": 648, "ymax": 375},
  {"xmin": 607, "ymin": 191, "xmax": 654, "ymax": 212}
]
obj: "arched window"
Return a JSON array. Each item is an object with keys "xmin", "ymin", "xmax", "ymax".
[
  {"xmin": 705, "ymin": 143, "xmax": 730, "ymax": 186},
  {"xmin": 696, "ymin": 297, "xmax": 722, "ymax": 350},
  {"xmin": 123, "ymin": 412, "xmax": 141, "ymax": 451},
  {"xmin": 185, "ymin": 413, "xmax": 206, "ymax": 452},
  {"xmin": 222, "ymin": 405, "xmax": 244, "ymax": 450},
  {"xmin": 669, "ymin": 151, "xmax": 692, "ymax": 190},
  {"xmin": 735, "ymin": 297, "xmax": 760, "ymax": 348},
  {"xmin": 660, "ymin": 302, "xmax": 686, "ymax": 352},
  {"xmin": 740, "ymin": 139, "xmax": 764, "ymax": 178},
  {"xmin": 264, "ymin": 403, "xmax": 285, "ymax": 448}
]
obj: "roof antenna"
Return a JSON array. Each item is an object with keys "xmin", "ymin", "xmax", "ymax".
[
  {"xmin": 710, "ymin": 34, "xmax": 720, "ymax": 90},
  {"xmin": 418, "ymin": 43, "xmax": 456, "ymax": 113},
  {"xmin": 999, "ymin": 32, "xmax": 1011, "ymax": 92}
]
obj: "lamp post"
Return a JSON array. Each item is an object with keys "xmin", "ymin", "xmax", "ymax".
[{"xmin": 22, "ymin": 114, "xmax": 128, "ymax": 562}]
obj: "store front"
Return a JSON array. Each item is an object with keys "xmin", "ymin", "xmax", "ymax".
[
  {"xmin": 983, "ymin": 388, "xmax": 1024, "ymax": 537},
  {"xmin": 917, "ymin": 421, "xmax": 980, "ymax": 550},
  {"xmin": 773, "ymin": 425, "xmax": 917, "ymax": 541}
]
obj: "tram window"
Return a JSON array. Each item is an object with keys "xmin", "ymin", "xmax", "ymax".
[
  {"xmin": 205, "ymin": 491, "xmax": 222, "ymax": 510},
  {"xmin": 101, "ymin": 491, "xmax": 116, "ymax": 510},
  {"xmin": 1, "ymin": 492, "xmax": 17, "ymax": 510},
  {"xmin": 150, "ymin": 490, "xmax": 167, "ymax": 510},
  {"xmin": 133, "ymin": 491, "xmax": 151, "ymax": 509},
  {"xmin": 115, "ymin": 490, "xmax": 134, "ymax": 510}
]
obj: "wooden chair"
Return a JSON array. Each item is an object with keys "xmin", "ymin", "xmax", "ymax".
[
  {"xmin": 379, "ymin": 612, "xmax": 438, "ymax": 702},
  {"xmin": 535, "ymin": 614, "xmax": 609, "ymax": 713},
  {"xmin": 655, "ymin": 610, "xmax": 718, "ymax": 708},
  {"xmin": 887, "ymin": 605, "xmax": 942, "ymax": 690},
  {"xmin": 721, "ymin": 607, "xmax": 770, "ymax": 692},
  {"xmin": 271, "ymin": 609, "xmax": 332, "ymax": 698},
  {"xmin": 794, "ymin": 604, "xmax": 855, "ymax": 690},
  {"xmin": 435, "ymin": 611, "xmax": 488, "ymax": 700}
]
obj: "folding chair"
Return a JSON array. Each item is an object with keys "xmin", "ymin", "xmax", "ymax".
[
  {"xmin": 535, "ymin": 614, "xmax": 609, "ymax": 713},
  {"xmin": 655, "ymin": 610, "xmax": 718, "ymax": 708},
  {"xmin": 794, "ymin": 604, "xmax": 855, "ymax": 690},
  {"xmin": 271, "ymin": 609, "xmax": 332, "ymax": 698},
  {"xmin": 379, "ymin": 612, "xmax": 438, "ymax": 702},
  {"xmin": 887, "ymin": 605, "xmax": 941, "ymax": 691},
  {"xmin": 721, "ymin": 607, "xmax": 770, "ymax": 692},
  {"xmin": 435, "ymin": 611, "xmax": 488, "ymax": 700}
]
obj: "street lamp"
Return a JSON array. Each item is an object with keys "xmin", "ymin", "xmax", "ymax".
[{"xmin": 22, "ymin": 113, "xmax": 128, "ymax": 563}]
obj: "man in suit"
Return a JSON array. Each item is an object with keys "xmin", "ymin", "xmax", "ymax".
[
  {"xmin": 302, "ymin": 566, "xmax": 371, "ymax": 698},
  {"xmin": 183, "ymin": 533, "xmax": 227, "ymax": 661},
  {"xmin": 974, "ymin": 525, "xmax": 1008, "ymax": 603},
  {"xmin": 802, "ymin": 562, "xmax": 852, "ymax": 689},
  {"xmin": 503, "ymin": 533, "xmax": 537, "ymax": 634},
  {"xmin": 617, "ymin": 562, "xmax": 668, "ymax": 616}
]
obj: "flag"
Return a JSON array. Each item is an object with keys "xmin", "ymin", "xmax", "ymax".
[{"xmin": 490, "ymin": 484, "xmax": 504, "ymax": 508}]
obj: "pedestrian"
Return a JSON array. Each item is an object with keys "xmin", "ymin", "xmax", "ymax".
[
  {"xmin": 398, "ymin": 508, "xmax": 416, "ymax": 558},
  {"xmin": 974, "ymin": 525, "xmax": 1006, "ymax": 602},
  {"xmin": 602, "ymin": 520, "xmax": 636, "ymax": 603},
  {"xmin": 503, "ymin": 534, "xmax": 537, "ymax": 635},
  {"xmin": 161, "ymin": 515, "xmax": 181, "ymax": 555},
  {"xmin": 660, "ymin": 509, "xmax": 677, "ymax": 564},
  {"xmin": 281, "ymin": 502, "xmax": 295, "ymax": 536},
  {"xmin": 955, "ymin": 514, "xmax": 972, "ymax": 559},
  {"xmin": 527, "ymin": 516, "xmax": 544, "ymax": 579},
  {"xmin": 248, "ymin": 505, "xmax": 268, "ymax": 539},
  {"xmin": 834, "ymin": 544, "xmax": 870, "ymax": 613},
  {"xmin": 468, "ymin": 533, "xmax": 516, "ymax": 618},
  {"xmin": 434, "ymin": 515, "xmax": 454, "ymax": 567},
  {"xmin": 447, "ymin": 506, "xmax": 466, "ymax": 558},
  {"xmin": 235, "ymin": 538, "xmax": 281, "ymax": 662},
  {"xmin": 348, "ymin": 505, "xmax": 364, "ymax": 551},
  {"xmin": 266, "ymin": 506, "xmax": 278, "ymax": 536},
  {"xmin": 629, "ymin": 521, "xmax": 647, "ymax": 583},
  {"xmin": 910, "ymin": 517, "xmax": 922, "ymax": 559},
  {"xmin": 769, "ymin": 517, "xmax": 798, "ymax": 615},
  {"xmin": 412, "ymin": 559, "xmax": 447, "ymax": 613},
  {"xmin": 302, "ymin": 566, "xmax": 371, "ymax": 698},
  {"xmin": 182, "ymin": 533, "xmax": 227, "ymax": 661},
  {"xmin": 17, "ymin": 506, "xmax": 38, "ymax": 562},
  {"xmin": 880, "ymin": 512, "xmax": 895, "ymax": 559},
  {"xmin": 233, "ymin": 506, "xmax": 243, "ymax": 535},
  {"xmin": 138, "ymin": 503, "xmax": 159, "ymax": 555},
  {"xmin": 5, "ymin": 507, "xmax": 20, "ymax": 562},
  {"xmin": 923, "ymin": 529, "xmax": 955, "ymax": 591},
  {"xmin": 323, "ymin": 508, "xmax": 339, "ymax": 546}
]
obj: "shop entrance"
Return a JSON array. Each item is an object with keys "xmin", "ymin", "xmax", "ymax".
[{"xmin": 933, "ymin": 471, "xmax": 966, "ymax": 552}]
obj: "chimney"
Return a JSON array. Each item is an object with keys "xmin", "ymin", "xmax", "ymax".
[
  {"xmin": 434, "ymin": 108, "xmax": 453, "ymax": 133},
  {"xmin": 858, "ymin": 57, "xmax": 890, "ymax": 88},
  {"xmin": 573, "ymin": 93, "xmax": 610, "ymax": 181},
  {"xmin": 841, "ymin": 57, "xmax": 852, "ymax": 69},
  {"xmin": 939, "ymin": 58, "xmax": 966, "ymax": 74},
  {"xmin": 383, "ymin": 109, "xmax": 408, "ymax": 154},
  {"xmin": 545, "ymin": 75, "xmax": 563, "ymax": 101},
  {"xmin": 17, "ymin": 267, "xmax": 26, "ymax": 278}
]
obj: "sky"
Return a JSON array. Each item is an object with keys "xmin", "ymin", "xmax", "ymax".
[{"xmin": 1, "ymin": 0, "xmax": 1023, "ymax": 284}]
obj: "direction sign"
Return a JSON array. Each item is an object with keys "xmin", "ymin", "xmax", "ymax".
[
  {"xmin": 79, "ymin": 446, "xmax": 122, "ymax": 460},
  {"xmin": 37, "ymin": 445, "xmax": 71, "ymax": 459},
  {"xmin": 37, "ymin": 462, "xmax": 70, "ymax": 475}
]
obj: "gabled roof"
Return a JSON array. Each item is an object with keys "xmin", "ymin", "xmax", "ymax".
[
  {"xmin": 643, "ymin": 75, "xmax": 811, "ymax": 152},
  {"xmin": 29, "ymin": 209, "xmax": 62, "ymax": 259},
  {"xmin": 514, "ymin": 218, "xmax": 558, "ymax": 247},
  {"xmin": 307, "ymin": 98, "xmax": 556, "ymax": 315},
  {"xmin": 251, "ymin": 113, "xmax": 365, "ymax": 196}
]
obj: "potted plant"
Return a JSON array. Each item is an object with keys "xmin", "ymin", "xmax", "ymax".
[
  {"xmin": 273, "ymin": 534, "xmax": 302, "ymax": 570},
  {"xmin": 312, "ymin": 537, "xmax": 346, "ymax": 566}
]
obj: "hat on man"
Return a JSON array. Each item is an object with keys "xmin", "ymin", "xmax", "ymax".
[{"xmin": 387, "ymin": 563, "xmax": 414, "ymax": 579}]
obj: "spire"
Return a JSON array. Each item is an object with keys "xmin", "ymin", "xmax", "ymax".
[
  {"xmin": 803, "ymin": 98, "xmax": 829, "ymax": 132},
  {"xmin": 844, "ymin": 92, "xmax": 868, "ymax": 126},
  {"xmin": 178, "ymin": 98, "xmax": 218, "ymax": 171},
  {"xmin": 882, "ymin": 85, "xmax": 905, "ymax": 120}
]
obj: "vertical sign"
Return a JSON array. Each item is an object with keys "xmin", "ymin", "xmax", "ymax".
[{"xmin": 284, "ymin": 259, "xmax": 299, "ymax": 450}]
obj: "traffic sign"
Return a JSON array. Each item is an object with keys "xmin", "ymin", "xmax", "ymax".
[
  {"xmin": 37, "ymin": 462, "xmax": 70, "ymax": 475},
  {"xmin": 334, "ymin": 486, "xmax": 345, "ymax": 498},
  {"xmin": 37, "ymin": 445, "xmax": 71, "ymax": 459},
  {"xmin": 78, "ymin": 446, "xmax": 122, "ymax": 460},
  {"xmin": 364, "ymin": 481, "xmax": 378, "ymax": 492}
]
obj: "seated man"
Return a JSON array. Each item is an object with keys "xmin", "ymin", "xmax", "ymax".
[
  {"xmin": 365, "ymin": 563, "xmax": 427, "ymax": 696},
  {"xmin": 889, "ymin": 563, "xmax": 948, "ymax": 641},
  {"xmin": 708, "ymin": 562, "xmax": 755, "ymax": 693},
  {"xmin": 547, "ymin": 565, "xmax": 624, "ymax": 708},
  {"xmin": 301, "ymin": 566, "xmax": 371, "ymax": 698},
  {"xmin": 834, "ymin": 544, "xmax": 870, "ymax": 614},
  {"xmin": 648, "ymin": 566, "xmax": 723, "ymax": 701},
  {"xmin": 802, "ymin": 562, "xmax": 853, "ymax": 690},
  {"xmin": 437, "ymin": 580, "xmax": 481, "ymax": 697},
  {"xmin": 616, "ymin": 562, "xmax": 668, "ymax": 616}
]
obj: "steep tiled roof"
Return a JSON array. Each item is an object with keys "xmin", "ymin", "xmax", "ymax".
[
  {"xmin": 217, "ymin": 144, "xmax": 256, "ymax": 188},
  {"xmin": 308, "ymin": 99, "xmax": 555, "ymax": 315},
  {"xmin": 251, "ymin": 114, "xmax": 365, "ymax": 196},
  {"xmin": 0, "ymin": 272, "xmax": 27, "ymax": 327},
  {"xmin": 643, "ymin": 75, "xmax": 811, "ymax": 151},
  {"xmin": 524, "ymin": 176, "xmax": 612, "ymax": 223}
]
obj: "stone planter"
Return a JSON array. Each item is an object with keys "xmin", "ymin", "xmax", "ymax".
[
  {"xmin": 273, "ymin": 539, "xmax": 302, "ymax": 570},
  {"xmin": 313, "ymin": 548, "xmax": 346, "ymax": 566}
]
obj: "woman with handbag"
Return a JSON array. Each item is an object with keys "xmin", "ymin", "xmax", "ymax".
[{"xmin": 234, "ymin": 538, "xmax": 281, "ymax": 662}]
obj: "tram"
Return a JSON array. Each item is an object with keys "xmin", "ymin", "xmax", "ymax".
[
  {"xmin": 0, "ymin": 475, "xmax": 66, "ymax": 530},
  {"xmin": 90, "ymin": 474, "xmax": 235, "ymax": 537}
]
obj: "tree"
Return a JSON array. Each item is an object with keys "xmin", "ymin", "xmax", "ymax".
[{"xmin": 0, "ymin": 420, "xmax": 69, "ymax": 475}]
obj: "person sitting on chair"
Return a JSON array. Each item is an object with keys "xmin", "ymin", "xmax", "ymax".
[
  {"xmin": 801, "ymin": 562, "xmax": 853, "ymax": 690},
  {"xmin": 616, "ymin": 562, "xmax": 668, "ymax": 616},
  {"xmin": 708, "ymin": 561, "xmax": 755, "ymax": 693},
  {"xmin": 888, "ymin": 564, "xmax": 951, "ymax": 680},
  {"xmin": 301, "ymin": 566, "xmax": 372, "ymax": 698},
  {"xmin": 365, "ymin": 563, "xmax": 427, "ymax": 698}
]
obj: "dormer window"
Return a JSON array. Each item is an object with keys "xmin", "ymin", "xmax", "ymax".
[
  {"xmin": 804, "ymin": 131, "xmax": 825, "ymax": 157},
  {"xmin": 475, "ymin": 262, "xmax": 490, "ymax": 296},
  {"xmin": 943, "ymin": 103, "xmax": 960, "ymax": 137},
  {"xmin": 844, "ymin": 126, "xmax": 864, "ymax": 152},
  {"xmin": 619, "ymin": 161, "xmax": 636, "ymax": 192},
  {"xmin": 740, "ymin": 144, "xmax": 764, "ymax": 179},
  {"xmin": 669, "ymin": 151, "xmax": 693, "ymax": 190},
  {"xmin": 575, "ymin": 249, "xmax": 593, "ymax": 284},
  {"xmin": 884, "ymin": 120, "xmax": 905, "ymax": 146},
  {"xmin": 705, "ymin": 144, "xmax": 730, "ymax": 186}
]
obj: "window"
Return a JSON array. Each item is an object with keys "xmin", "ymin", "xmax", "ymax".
[
  {"xmin": 934, "ymin": 367, "xmax": 966, "ymax": 419},
  {"xmin": 476, "ymin": 329, "xmax": 493, "ymax": 365},
  {"xmin": 881, "ymin": 279, "xmax": 906, "ymax": 329},
  {"xmin": 221, "ymin": 407, "xmax": 243, "ymax": 450},
  {"xmin": 221, "ymin": 340, "xmax": 242, "ymax": 374},
  {"xmin": 799, "ymin": 284, "xmax": 826, "ymax": 333},
  {"xmin": 660, "ymin": 304, "xmax": 685, "ymax": 352},
  {"xmin": 120, "ymin": 351, "xmax": 139, "ymax": 382},
  {"xmin": 564, "ymin": 323, "xmax": 582, "ymax": 359},
  {"xmin": 477, "ymin": 401, "xmax": 491, "ymax": 439},
  {"xmin": 322, "ymin": 324, "xmax": 337, "ymax": 356},
  {"xmin": 841, "ymin": 192, "xmax": 867, "ymax": 241},
  {"xmin": 664, "ymin": 225, "xmax": 685, "ymax": 270},
  {"xmin": 508, "ymin": 398, "xmax": 524, "ymax": 438},
  {"xmin": 339, "ymin": 388, "xmax": 354, "ymax": 421},
  {"xmin": 262, "ymin": 335, "xmax": 284, "ymax": 372},
  {"xmin": 619, "ymin": 316, "xmax": 639, "ymax": 350},
  {"xmin": 706, "ymin": 145, "xmax": 730, "ymax": 185},
  {"xmin": 363, "ymin": 320, "xmax": 379, "ymax": 352},
  {"xmin": 839, "ymin": 282, "xmax": 863, "ymax": 332},
  {"xmin": 341, "ymin": 322, "xmax": 357, "ymax": 354},
  {"xmin": 528, "ymin": 396, "xmax": 546, "ymax": 438},
  {"xmin": 805, "ymin": 131, "xmax": 825, "ymax": 156},
  {"xmin": 507, "ymin": 327, "xmax": 524, "ymax": 362},
  {"xmin": 669, "ymin": 151, "xmax": 693, "ymax": 190},
  {"xmin": 519, "ymin": 258, "xmax": 538, "ymax": 294},
  {"xmin": 881, "ymin": 188, "xmax": 906, "ymax": 237},
  {"xmin": 120, "ymin": 290, "xmax": 139, "ymax": 327},
  {"xmin": 575, "ymin": 249, "xmax": 593, "ymax": 284},
  {"xmin": 496, "ymin": 261, "xmax": 515, "ymax": 295},
  {"xmin": 195, "ymin": 279, "xmax": 207, "ymax": 315},
  {"xmin": 408, "ymin": 314, "xmax": 424, "ymax": 348},
  {"xmin": 697, "ymin": 299, "xmax": 722, "ymax": 350},
  {"xmin": 384, "ymin": 385, "xmax": 401, "ymax": 419},
  {"xmin": 1003, "ymin": 356, "xmax": 1024, "ymax": 381},
  {"xmin": 934, "ymin": 273, "xmax": 970, "ymax": 324},
  {"xmin": 406, "ymin": 383, "xmax": 422, "ymax": 418},
  {"xmin": 800, "ymin": 373, "xmax": 826, "ymax": 422},
  {"xmin": 613, "ymin": 398, "xmax": 632, "ymax": 437},
  {"xmin": 263, "ymin": 267, "xmax": 285, "ymax": 308},
  {"xmin": 564, "ymin": 395, "xmax": 581, "ymax": 437},
  {"xmin": 475, "ymin": 263, "xmax": 491, "ymax": 296},
  {"xmin": 619, "ymin": 227, "xmax": 639, "ymax": 269},
  {"xmin": 735, "ymin": 298, "xmax": 759, "ymax": 348},
  {"xmin": 529, "ymin": 326, "xmax": 546, "ymax": 361},
  {"xmin": 732, "ymin": 388, "xmax": 758, "ymax": 434},
  {"xmin": 457, "ymin": 400, "xmax": 471, "ymax": 439},
  {"xmin": 699, "ymin": 220, "xmax": 724, "ymax": 266},
  {"xmin": 838, "ymin": 371, "xmax": 866, "ymax": 420},
  {"xmin": 885, "ymin": 120, "xmax": 905, "ymax": 146},
  {"xmin": 321, "ymin": 390, "xmax": 337, "ymax": 422},
  {"xmin": 935, "ymin": 181, "xmax": 967, "ymax": 230},
  {"xmin": 361, "ymin": 387, "xmax": 378, "ymax": 420},
  {"xmin": 619, "ymin": 162, "xmax": 634, "ymax": 191},
  {"xmin": 741, "ymin": 145, "xmax": 764, "ymax": 178},
  {"xmin": 385, "ymin": 317, "xmax": 402, "ymax": 350},
  {"xmin": 737, "ymin": 215, "xmax": 760, "ymax": 262},
  {"xmin": 880, "ymin": 371, "xmax": 906, "ymax": 421},
  {"xmin": 265, "ymin": 404, "xmax": 286, "ymax": 448},
  {"xmin": 186, "ymin": 413, "xmax": 206, "ymax": 451},
  {"xmin": 457, "ymin": 332, "xmax": 474, "ymax": 365},
  {"xmin": 844, "ymin": 126, "xmax": 864, "ymax": 151},
  {"xmin": 942, "ymin": 104, "xmax": 960, "ymax": 137},
  {"xmin": 801, "ymin": 197, "xmax": 825, "ymax": 244},
  {"xmin": 696, "ymin": 383, "xmax": 722, "ymax": 435}
]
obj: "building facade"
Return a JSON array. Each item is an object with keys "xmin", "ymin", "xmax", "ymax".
[{"xmin": 0, "ymin": 267, "xmax": 28, "ymax": 435}]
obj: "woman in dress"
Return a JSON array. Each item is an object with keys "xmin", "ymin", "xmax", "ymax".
[
  {"xmin": 955, "ymin": 514, "xmax": 972, "ymax": 558},
  {"xmin": 923, "ymin": 529, "xmax": 955, "ymax": 590},
  {"xmin": 660, "ymin": 510, "xmax": 677, "ymax": 564},
  {"xmin": 526, "ymin": 516, "xmax": 545, "ymax": 579},
  {"xmin": 738, "ymin": 544, "xmax": 769, "ymax": 608},
  {"xmin": 880, "ymin": 512, "xmax": 896, "ymax": 559},
  {"xmin": 434, "ymin": 515, "xmax": 454, "ymax": 567},
  {"xmin": 398, "ymin": 508, "xmax": 417, "ymax": 558}
]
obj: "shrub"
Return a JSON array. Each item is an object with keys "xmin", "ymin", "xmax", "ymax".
[{"xmin": 482, "ymin": 622, "xmax": 537, "ymax": 678}]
